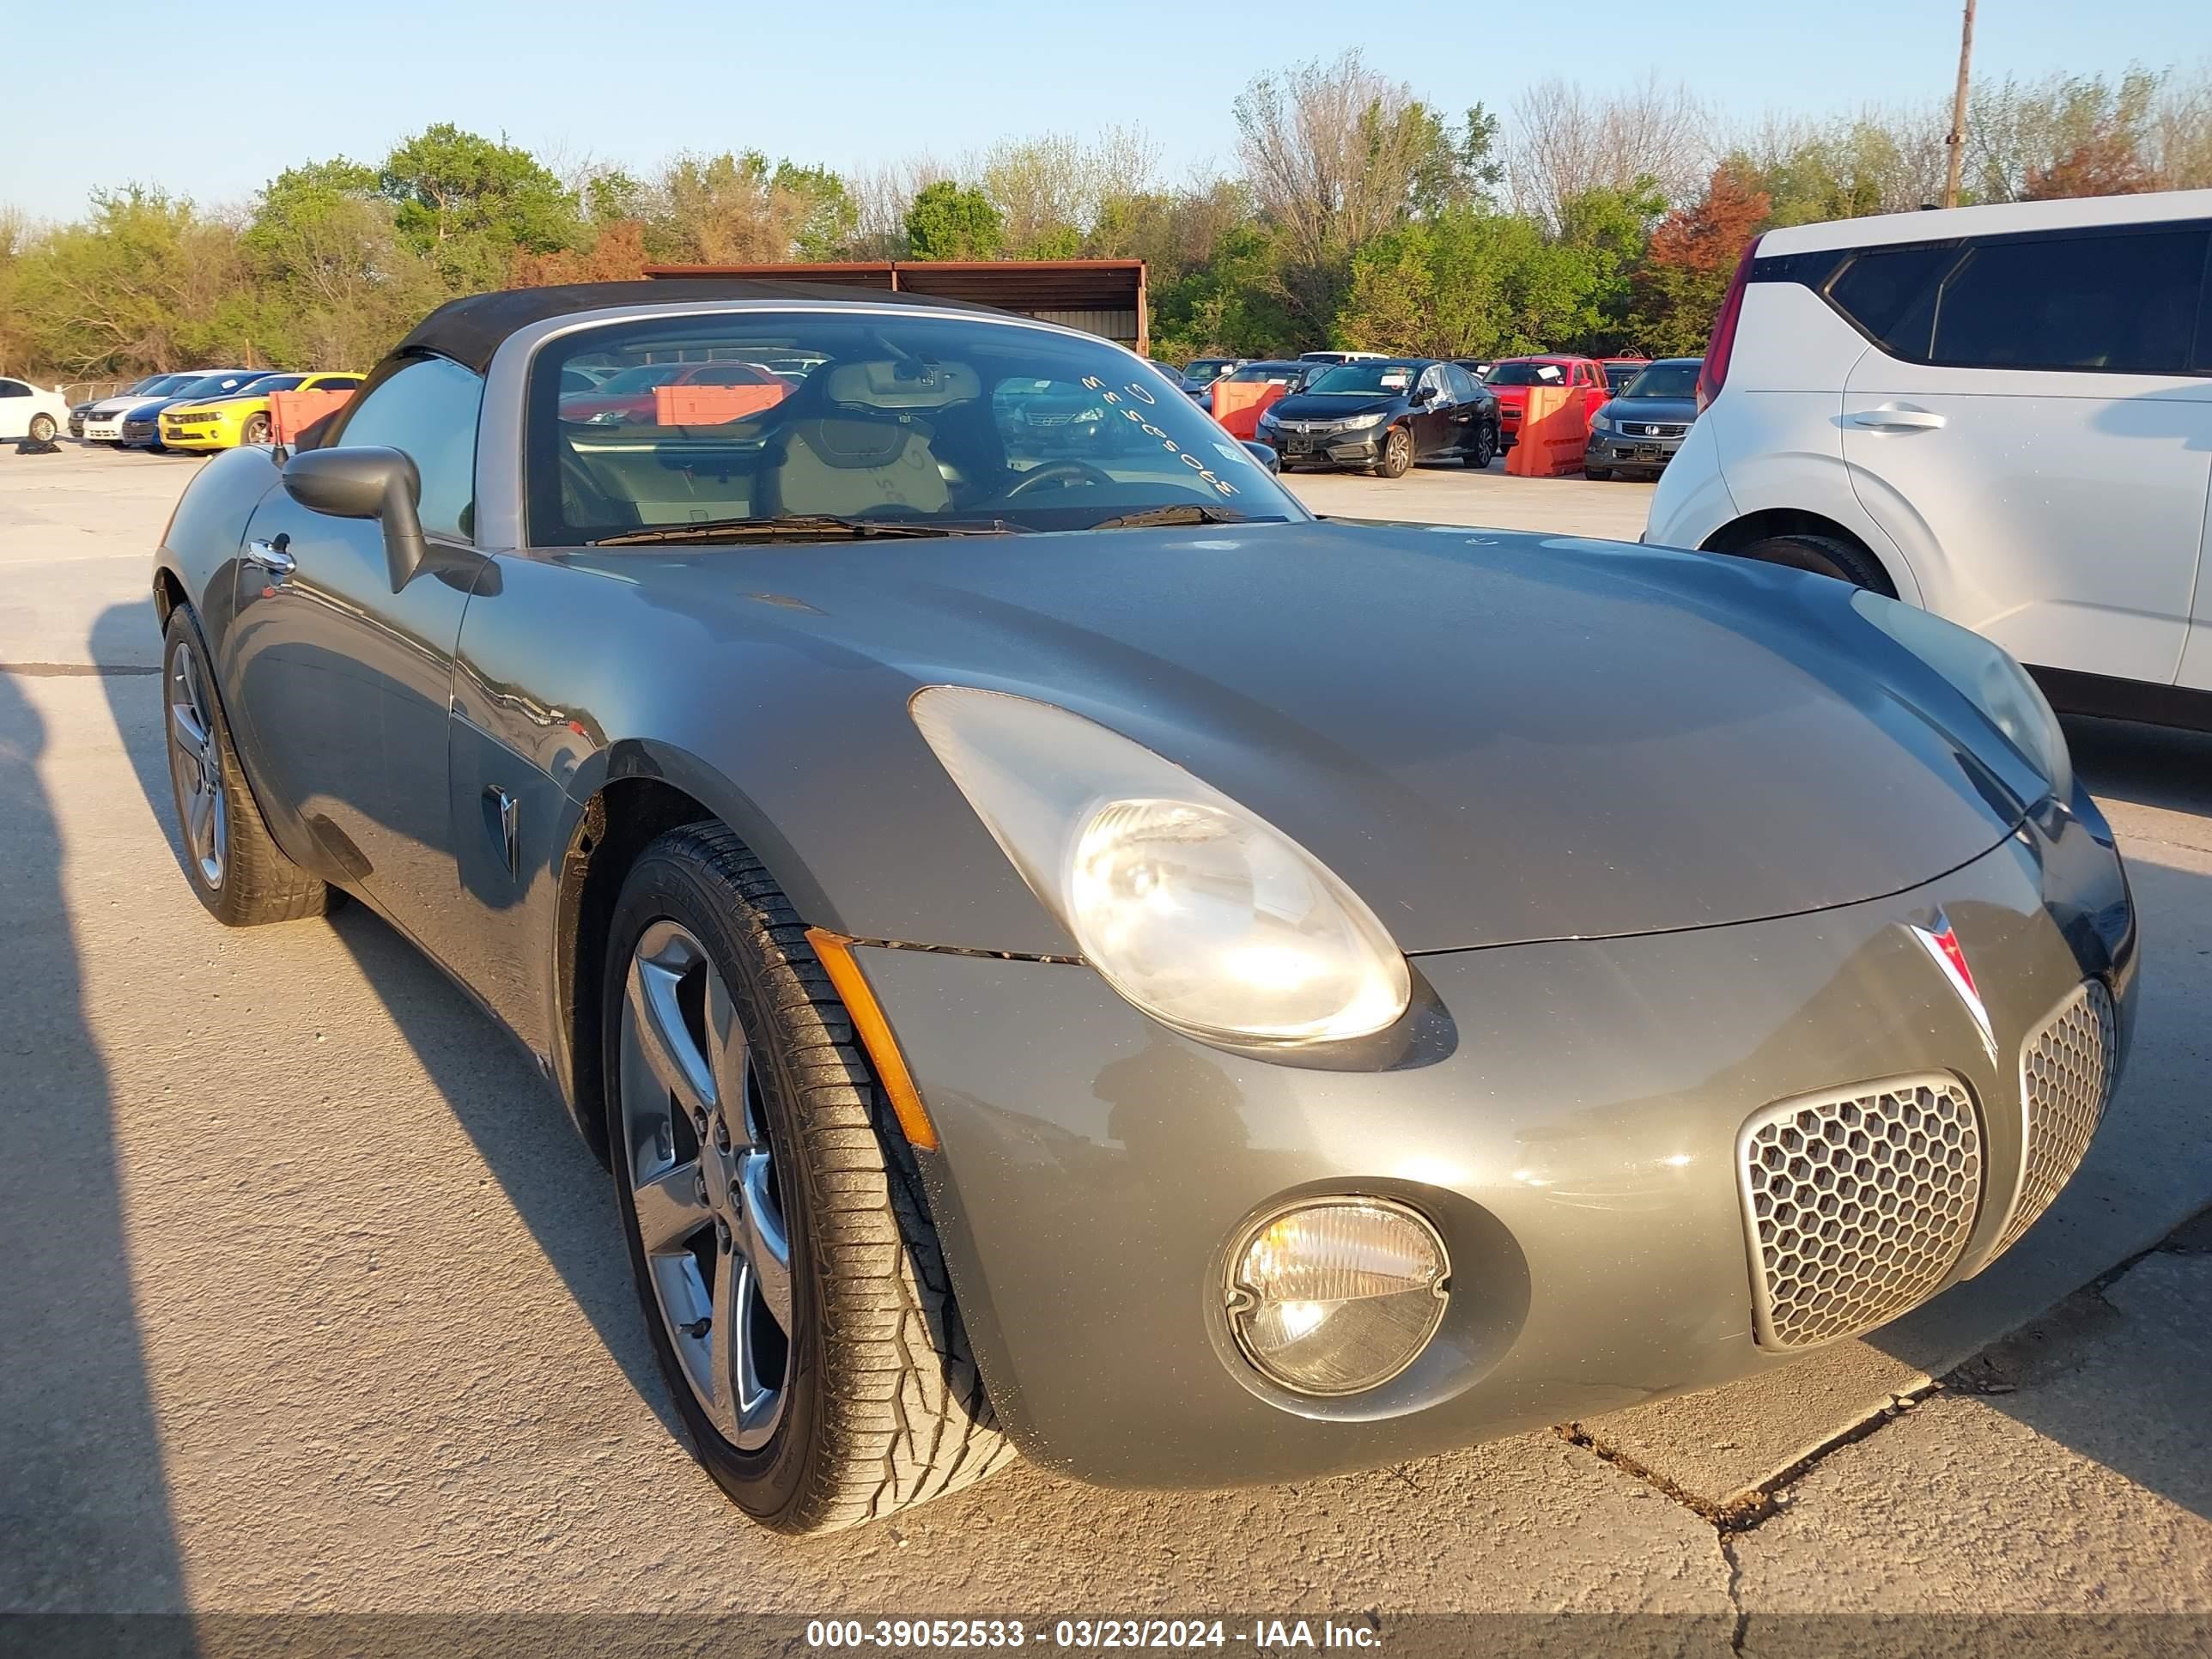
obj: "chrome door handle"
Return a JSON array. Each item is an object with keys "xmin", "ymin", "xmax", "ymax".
[
  {"xmin": 1847, "ymin": 409, "xmax": 1947, "ymax": 431},
  {"xmin": 243, "ymin": 537, "xmax": 296, "ymax": 575}
]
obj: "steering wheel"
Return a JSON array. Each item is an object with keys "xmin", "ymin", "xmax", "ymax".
[{"xmin": 1004, "ymin": 459, "xmax": 1116, "ymax": 497}]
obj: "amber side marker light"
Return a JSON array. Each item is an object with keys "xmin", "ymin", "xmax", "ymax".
[{"xmin": 805, "ymin": 927, "xmax": 939, "ymax": 1152}]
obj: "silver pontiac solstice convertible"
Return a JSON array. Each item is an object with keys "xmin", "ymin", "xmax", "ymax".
[{"xmin": 153, "ymin": 281, "xmax": 2135, "ymax": 1534}]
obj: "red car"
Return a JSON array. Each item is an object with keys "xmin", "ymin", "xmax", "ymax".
[
  {"xmin": 1486, "ymin": 356, "xmax": 1609, "ymax": 450},
  {"xmin": 560, "ymin": 360, "xmax": 788, "ymax": 426}
]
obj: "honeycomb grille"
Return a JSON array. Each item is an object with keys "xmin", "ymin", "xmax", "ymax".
[
  {"xmin": 1740, "ymin": 1079, "xmax": 1983, "ymax": 1350},
  {"xmin": 1994, "ymin": 981, "xmax": 2116, "ymax": 1258}
]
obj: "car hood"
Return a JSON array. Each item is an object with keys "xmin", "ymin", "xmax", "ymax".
[
  {"xmin": 1606, "ymin": 396, "xmax": 1699, "ymax": 423},
  {"xmin": 1266, "ymin": 392, "xmax": 1403, "ymax": 423},
  {"xmin": 89, "ymin": 394, "xmax": 159, "ymax": 416},
  {"xmin": 571, "ymin": 522, "xmax": 2036, "ymax": 956}
]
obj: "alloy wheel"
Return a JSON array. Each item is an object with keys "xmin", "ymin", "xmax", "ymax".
[
  {"xmin": 167, "ymin": 639, "xmax": 227, "ymax": 889},
  {"xmin": 618, "ymin": 921, "xmax": 793, "ymax": 1450}
]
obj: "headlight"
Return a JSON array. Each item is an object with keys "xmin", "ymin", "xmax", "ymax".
[
  {"xmin": 1339, "ymin": 410, "xmax": 1389, "ymax": 431},
  {"xmin": 1851, "ymin": 592, "xmax": 2072, "ymax": 805},
  {"xmin": 910, "ymin": 686, "xmax": 1412, "ymax": 1043},
  {"xmin": 1255, "ymin": 410, "xmax": 1279, "ymax": 430},
  {"xmin": 587, "ymin": 408, "xmax": 631, "ymax": 425},
  {"xmin": 1589, "ymin": 412, "xmax": 1613, "ymax": 434}
]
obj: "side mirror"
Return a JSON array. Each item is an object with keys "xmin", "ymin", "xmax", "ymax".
[
  {"xmin": 1412, "ymin": 383, "xmax": 1440, "ymax": 404},
  {"xmin": 282, "ymin": 446, "xmax": 428, "ymax": 593},
  {"xmin": 1241, "ymin": 439, "xmax": 1280, "ymax": 475}
]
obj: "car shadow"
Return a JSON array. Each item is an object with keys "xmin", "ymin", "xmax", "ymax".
[
  {"xmin": 88, "ymin": 600, "xmax": 679, "ymax": 1443},
  {"xmin": 0, "ymin": 661, "xmax": 196, "ymax": 1635}
]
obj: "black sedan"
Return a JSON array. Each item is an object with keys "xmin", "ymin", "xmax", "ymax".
[
  {"xmin": 1256, "ymin": 358, "xmax": 1498, "ymax": 477},
  {"xmin": 1584, "ymin": 356, "xmax": 1702, "ymax": 482}
]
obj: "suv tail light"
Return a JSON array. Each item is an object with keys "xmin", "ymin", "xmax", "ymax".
[{"xmin": 1697, "ymin": 236, "xmax": 1761, "ymax": 412}]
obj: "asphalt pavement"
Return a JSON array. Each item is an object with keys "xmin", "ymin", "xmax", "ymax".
[{"xmin": 2, "ymin": 444, "xmax": 2207, "ymax": 1649}]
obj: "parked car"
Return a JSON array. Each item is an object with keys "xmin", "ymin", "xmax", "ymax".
[
  {"xmin": 80, "ymin": 373, "xmax": 211, "ymax": 443},
  {"xmin": 1452, "ymin": 358, "xmax": 1495, "ymax": 382},
  {"xmin": 118, "ymin": 370, "xmax": 271, "ymax": 449},
  {"xmin": 559, "ymin": 359, "xmax": 790, "ymax": 426},
  {"xmin": 150, "ymin": 281, "xmax": 2132, "ymax": 1534},
  {"xmin": 1486, "ymin": 356, "xmax": 1609, "ymax": 451},
  {"xmin": 1646, "ymin": 186, "xmax": 2212, "ymax": 722},
  {"xmin": 0, "ymin": 376, "xmax": 71, "ymax": 443},
  {"xmin": 1180, "ymin": 356, "xmax": 1246, "ymax": 395},
  {"xmin": 1584, "ymin": 358, "xmax": 1702, "ymax": 481},
  {"xmin": 1600, "ymin": 356, "xmax": 1653, "ymax": 395},
  {"xmin": 1195, "ymin": 358, "xmax": 1310, "ymax": 416},
  {"xmin": 160, "ymin": 372, "xmax": 364, "ymax": 452},
  {"xmin": 1297, "ymin": 349, "xmax": 1390, "ymax": 365},
  {"xmin": 1257, "ymin": 358, "xmax": 1497, "ymax": 477}
]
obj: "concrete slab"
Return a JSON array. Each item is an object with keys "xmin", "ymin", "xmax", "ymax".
[{"xmin": 1729, "ymin": 1249, "xmax": 2212, "ymax": 1619}]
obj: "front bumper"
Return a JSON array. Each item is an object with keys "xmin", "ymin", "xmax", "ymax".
[
  {"xmin": 1588, "ymin": 428, "xmax": 1686, "ymax": 471},
  {"xmin": 1261, "ymin": 423, "xmax": 1389, "ymax": 469},
  {"xmin": 118, "ymin": 418, "xmax": 162, "ymax": 446},
  {"xmin": 860, "ymin": 791, "xmax": 2134, "ymax": 1489},
  {"xmin": 67, "ymin": 410, "xmax": 87, "ymax": 438},
  {"xmin": 82, "ymin": 418, "xmax": 125, "ymax": 441},
  {"xmin": 161, "ymin": 417, "xmax": 234, "ymax": 450}
]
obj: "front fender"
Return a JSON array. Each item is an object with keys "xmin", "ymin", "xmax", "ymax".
[{"xmin": 153, "ymin": 443, "xmax": 283, "ymax": 649}]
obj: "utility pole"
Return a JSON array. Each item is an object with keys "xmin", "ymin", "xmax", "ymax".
[{"xmin": 1942, "ymin": 0, "xmax": 1978, "ymax": 209}]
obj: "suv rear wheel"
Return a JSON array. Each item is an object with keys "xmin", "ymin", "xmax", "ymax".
[{"xmin": 1735, "ymin": 532, "xmax": 1896, "ymax": 596}]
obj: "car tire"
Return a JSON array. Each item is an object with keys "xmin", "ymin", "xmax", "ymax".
[
  {"xmin": 241, "ymin": 413, "xmax": 270, "ymax": 447},
  {"xmin": 1464, "ymin": 422, "xmax": 1495, "ymax": 469},
  {"xmin": 1584, "ymin": 465, "xmax": 1613, "ymax": 482},
  {"xmin": 1735, "ymin": 532, "xmax": 1897, "ymax": 595},
  {"xmin": 161, "ymin": 605, "xmax": 337, "ymax": 927},
  {"xmin": 604, "ymin": 823, "xmax": 1012, "ymax": 1534},
  {"xmin": 1375, "ymin": 425, "xmax": 1413, "ymax": 480},
  {"xmin": 28, "ymin": 414, "xmax": 57, "ymax": 443}
]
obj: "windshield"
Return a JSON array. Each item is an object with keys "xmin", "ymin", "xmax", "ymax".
[
  {"xmin": 528, "ymin": 311, "xmax": 1298, "ymax": 545},
  {"xmin": 1603, "ymin": 362, "xmax": 1644, "ymax": 391},
  {"xmin": 141, "ymin": 374, "xmax": 199, "ymax": 395},
  {"xmin": 170, "ymin": 372, "xmax": 267, "ymax": 400},
  {"xmin": 1225, "ymin": 363, "xmax": 1299, "ymax": 384},
  {"xmin": 202, "ymin": 374, "xmax": 302, "ymax": 401},
  {"xmin": 1486, "ymin": 361, "xmax": 1570, "ymax": 386},
  {"xmin": 1184, "ymin": 359, "xmax": 1236, "ymax": 381},
  {"xmin": 1622, "ymin": 362, "xmax": 1701, "ymax": 399},
  {"xmin": 1305, "ymin": 362, "xmax": 1417, "ymax": 397}
]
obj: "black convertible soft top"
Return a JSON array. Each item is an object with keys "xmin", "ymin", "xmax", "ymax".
[{"xmin": 393, "ymin": 279, "xmax": 1000, "ymax": 374}]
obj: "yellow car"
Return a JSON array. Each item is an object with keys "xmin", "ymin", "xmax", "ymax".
[{"xmin": 159, "ymin": 371, "xmax": 363, "ymax": 451}]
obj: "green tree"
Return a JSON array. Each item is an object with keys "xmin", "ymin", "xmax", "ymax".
[
  {"xmin": 378, "ymin": 124, "xmax": 580, "ymax": 286},
  {"xmin": 904, "ymin": 180, "xmax": 1003, "ymax": 258},
  {"xmin": 242, "ymin": 159, "xmax": 447, "ymax": 366}
]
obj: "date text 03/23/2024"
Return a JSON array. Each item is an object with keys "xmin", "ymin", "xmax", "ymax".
[{"xmin": 805, "ymin": 1619, "xmax": 1383, "ymax": 1650}]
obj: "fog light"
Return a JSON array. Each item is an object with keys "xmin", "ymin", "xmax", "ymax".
[{"xmin": 1226, "ymin": 1198, "xmax": 1449, "ymax": 1395}]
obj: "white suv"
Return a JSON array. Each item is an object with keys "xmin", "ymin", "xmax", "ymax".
[{"xmin": 1645, "ymin": 188, "xmax": 2212, "ymax": 722}]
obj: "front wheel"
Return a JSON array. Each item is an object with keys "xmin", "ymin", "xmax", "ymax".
[
  {"xmin": 605, "ymin": 824, "xmax": 1012, "ymax": 1533},
  {"xmin": 1464, "ymin": 422, "xmax": 1495, "ymax": 469},
  {"xmin": 27, "ymin": 414, "xmax": 57, "ymax": 443},
  {"xmin": 1584, "ymin": 465, "xmax": 1613, "ymax": 482},
  {"xmin": 1373, "ymin": 424, "xmax": 1413, "ymax": 479},
  {"xmin": 240, "ymin": 412, "xmax": 270, "ymax": 447},
  {"xmin": 161, "ymin": 606, "xmax": 335, "ymax": 925}
]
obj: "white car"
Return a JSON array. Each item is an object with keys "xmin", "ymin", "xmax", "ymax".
[
  {"xmin": 0, "ymin": 377, "xmax": 71, "ymax": 443},
  {"xmin": 1645, "ymin": 187, "xmax": 2212, "ymax": 723}
]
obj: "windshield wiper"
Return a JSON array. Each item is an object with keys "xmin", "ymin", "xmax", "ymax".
[
  {"xmin": 1085, "ymin": 504, "xmax": 1269, "ymax": 531},
  {"xmin": 593, "ymin": 514, "xmax": 1014, "ymax": 547}
]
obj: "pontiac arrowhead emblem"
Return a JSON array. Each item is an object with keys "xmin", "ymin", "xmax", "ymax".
[{"xmin": 1909, "ymin": 909, "xmax": 1997, "ymax": 1062}]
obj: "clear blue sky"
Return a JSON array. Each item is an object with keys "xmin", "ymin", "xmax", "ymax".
[{"xmin": 3, "ymin": 0, "xmax": 2207, "ymax": 221}]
